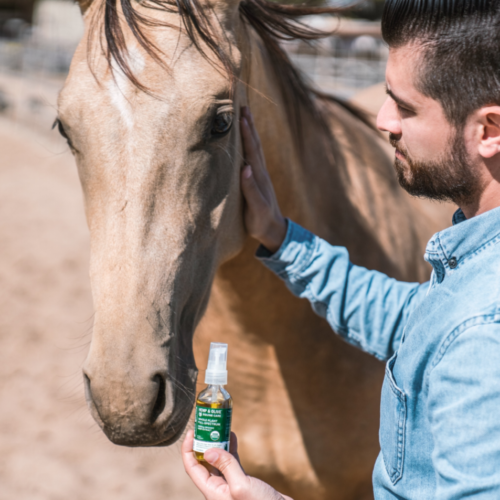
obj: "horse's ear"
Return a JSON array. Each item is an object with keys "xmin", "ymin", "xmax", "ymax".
[{"xmin": 77, "ymin": 0, "xmax": 93, "ymax": 14}]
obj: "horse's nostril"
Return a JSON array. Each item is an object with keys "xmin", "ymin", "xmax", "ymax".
[
  {"xmin": 83, "ymin": 372, "xmax": 92, "ymax": 403},
  {"xmin": 151, "ymin": 374, "xmax": 166, "ymax": 424}
]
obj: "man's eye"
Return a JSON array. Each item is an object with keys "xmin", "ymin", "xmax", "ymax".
[
  {"xmin": 398, "ymin": 105, "xmax": 414, "ymax": 115},
  {"xmin": 211, "ymin": 112, "xmax": 233, "ymax": 136}
]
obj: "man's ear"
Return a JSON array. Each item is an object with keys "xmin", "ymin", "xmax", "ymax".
[
  {"xmin": 77, "ymin": 0, "xmax": 94, "ymax": 15},
  {"xmin": 477, "ymin": 106, "xmax": 500, "ymax": 159}
]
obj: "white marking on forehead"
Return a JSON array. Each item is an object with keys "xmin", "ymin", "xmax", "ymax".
[
  {"xmin": 128, "ymin": 45, "xmax": 146, "ymax": 74},
  {"xmin": 107, "ymin": 46, "xmax": 145, "ymax": 130},
  {"xmin": 107, "ymin": 68, "xmax": 134, "ymax": 129}
]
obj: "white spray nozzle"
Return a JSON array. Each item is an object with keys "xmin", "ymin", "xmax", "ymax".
[{"xmin": 205, "ymin": 342, "xmax": 228, "ymax": 386}]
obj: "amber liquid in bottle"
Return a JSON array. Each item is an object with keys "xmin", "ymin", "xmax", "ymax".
[{"xmin": 194, "ymin": 384, "xmax": 232, "ymax": 462}]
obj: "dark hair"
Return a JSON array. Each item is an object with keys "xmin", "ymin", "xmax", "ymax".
[
  {"xmin": 89, "ymin": 0, "xmax": 374, "ymax": 149},
  {"xmin": 381, "ymin": 0, "xmax": 500, "ymax": 126}
]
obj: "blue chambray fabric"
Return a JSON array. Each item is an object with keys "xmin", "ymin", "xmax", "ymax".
[{"xmin": 257, "ymin": 207, "xmax": 500, "ymax": 499}]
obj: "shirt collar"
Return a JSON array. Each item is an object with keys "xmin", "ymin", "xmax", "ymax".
[{"xmin": 424, "ymin": 206, "xmax": 500, "ymax": 283}]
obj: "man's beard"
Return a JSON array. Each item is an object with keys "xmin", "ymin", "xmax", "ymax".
[{"xmin": 390, "ymin": 132, "xmax": 480, "ymax": 205}]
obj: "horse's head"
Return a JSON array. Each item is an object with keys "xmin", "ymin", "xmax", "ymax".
[
  {"xmin": 58, "ymin": 0, "xmax": 248, "ymax": 446},
  {"xmin": 59, "ymin": 0, "xmax": 336, "ymax": 447}
]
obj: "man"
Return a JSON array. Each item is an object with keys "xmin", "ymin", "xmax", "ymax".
[{"xmin": 182, "ymin": 0, "xmax": 500, "ymax": 498}]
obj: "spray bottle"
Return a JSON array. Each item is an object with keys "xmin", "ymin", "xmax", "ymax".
[{"xmin": 193, "ymin": 342, "xmax": 232, "ymax": 461}]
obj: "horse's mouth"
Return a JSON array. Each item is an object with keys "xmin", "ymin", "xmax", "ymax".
[
  {"xmin": 98, "ymin": 402, "xmax": 194, "ymax": 448},
  {"xmin": 151, "ymin": 429, "xmax": 186, "ymax": 447},
  {"xmin": 148, "ymin": 412, "xmax": 193, "ymax": 448},
  {"xmin": 101, "ymin": 420, "xmax": 188, "ymax": 448}
]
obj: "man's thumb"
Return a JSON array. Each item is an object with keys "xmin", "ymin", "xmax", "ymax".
[{"xmin": 204, "ymin": 449, "xmax": 248, "ymax": 488}]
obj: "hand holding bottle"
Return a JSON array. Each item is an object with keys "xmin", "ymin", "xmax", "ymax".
[
  {"xmin": 182, "ymin": 430, "xmax": 294, "ymax": 500},
  {"xmin": 193, "ymin": 343, "xmax": 233, "ymax": 461}
]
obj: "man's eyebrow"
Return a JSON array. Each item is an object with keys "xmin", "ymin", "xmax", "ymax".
[{"xmin": 385, "ymin": 85, "xmax": 415, "ymax": 110}]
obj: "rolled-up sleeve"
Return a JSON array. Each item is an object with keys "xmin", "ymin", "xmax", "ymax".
[
  {"xmin": 428, "ymin": 322, "xmax": 500, "ymax": 499},
  {"xmin": 257, "ymin": 220, "xmax": 428, "ymax": 361}
]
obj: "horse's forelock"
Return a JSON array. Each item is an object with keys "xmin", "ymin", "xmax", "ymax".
[{"xmin": 86, "ymin": 0, "xmax": 374, "ymax": 147}]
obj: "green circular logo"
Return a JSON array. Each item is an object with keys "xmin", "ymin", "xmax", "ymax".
[{"xmin": 210, "ymin": 431, "xmax": 220, "ymax": 441}]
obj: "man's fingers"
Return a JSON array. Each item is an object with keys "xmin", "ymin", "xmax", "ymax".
[
  {"xmin": 241, "ymin": 165, "xmax": 267, "ymax": 211},
  {"xmin": 242, "ymin": 106, "xmax": 260, "ymax": 149},
  {"xmin": 181, "ymin": 429, "xmax": 197, "ymax": 465},
  {"xmin": 241, "ymin": 114, "xmax": 264, "ymax": 168},
  {"xmin": 240, "ymin": 114, "xmax": 268, "ymax": 186},
  {"xmin": 204, "ymin": 448, "xmax": 249, "ymax": 490},
  {"xmin": 241, "ymin": 116, "xmax": 261, "ymax": 169},
  {"xmin": 243, "ymin": 107, "xmax": 262, "ymax": 156},
  {"xmin": 181, "ymin": 430, "xmax": 212, "ymax": 489}
]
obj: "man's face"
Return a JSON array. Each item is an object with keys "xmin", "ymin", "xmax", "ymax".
[{"xmin": 377, "ymin": 44, "xmax": 480, "ymax": 204}]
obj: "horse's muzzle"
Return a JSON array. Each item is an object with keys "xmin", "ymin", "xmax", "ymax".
[{"xmin": 82, "ymin": 365, "xmax": 187, "ymax": 446}]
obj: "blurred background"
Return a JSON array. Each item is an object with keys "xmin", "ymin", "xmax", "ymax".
[{"xmin": 0, "ymin": 1, "xmax": 386, "ymax": 498}]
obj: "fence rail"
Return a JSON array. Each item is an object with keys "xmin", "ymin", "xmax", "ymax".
[
  {"xmin": 0, "ymin": 16, "xmax": 388, "ymax": 97},
  {"xmin": 0, "ymin": 39, "xmax": 76, "ymax": 75},
  {"xmin": 0, "ymin": 18, "xmax": 388, "ymax": 137}
]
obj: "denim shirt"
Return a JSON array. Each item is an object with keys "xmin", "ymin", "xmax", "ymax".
[{"xmin": 257, "ymin": 207, "xmax": 500, "ymax": 499}]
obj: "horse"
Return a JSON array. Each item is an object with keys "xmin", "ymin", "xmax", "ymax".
[{"xmin": 56, "ymin": 0, "xmax": 451, "ymax": 498}]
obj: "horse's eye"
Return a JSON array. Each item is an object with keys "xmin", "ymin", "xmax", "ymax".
[
  {"xmin": 53, "ymin": 118, "xmax": 66, "ymax": 138},
  {"xmin": 211, "ymin": 112, "xmax": 233, "ymax": 136},
  {"xmin": 53, "ymin": 118, "xmax": 76, "ymax": 150}
]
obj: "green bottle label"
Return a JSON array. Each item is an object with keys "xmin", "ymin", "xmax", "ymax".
[{"xmin": 193, "ymin": 406, "xmax": 232, "ymax": 453}]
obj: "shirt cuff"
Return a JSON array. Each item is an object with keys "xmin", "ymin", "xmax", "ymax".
[{"xmin": 256, "ymin": 219, "xmax": 317, "ymax": 278}]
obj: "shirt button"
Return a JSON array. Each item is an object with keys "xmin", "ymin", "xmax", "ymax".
[{"xmin": 448, "ymin": 257, "xmax": 458, "ymax": 269}]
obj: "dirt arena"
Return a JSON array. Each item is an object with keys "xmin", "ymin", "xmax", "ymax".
[{"xmin": 0, "ymin": 116, "xmax": 203, "ymax": 500}]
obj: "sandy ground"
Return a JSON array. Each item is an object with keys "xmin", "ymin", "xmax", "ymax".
[{"xmin": 0, "ymin": 117, "xmax": 203, "ymax": 500}]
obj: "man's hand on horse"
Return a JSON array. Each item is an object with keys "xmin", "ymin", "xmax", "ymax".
[
  {"xmin": 240, "ymin": 106, "xmax": 287, "ymax": 254},
  {"xmin": 182, "ymin": 430, "xmax": 293, "ymax": 500}
]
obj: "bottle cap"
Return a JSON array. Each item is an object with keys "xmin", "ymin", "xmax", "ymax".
[{"xmin": 205, "ymin": 342, "xmax": 228, "ymax": 385}]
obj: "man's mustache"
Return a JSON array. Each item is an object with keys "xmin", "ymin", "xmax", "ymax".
[{"xmin": 389, "ymin": 133, "xmax": 407, "ymax": 159}]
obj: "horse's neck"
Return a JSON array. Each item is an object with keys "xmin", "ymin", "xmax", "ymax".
[
  {"xmin": 241, "ymin": 31, "xmax": 428, "ymax": 280},
  {"xmin": 245, "ymin": 40, "xmax": 371, "ymax": 248},
  {"xmin": 244, "ymin": 42, "xmax": 336, "ymax": 233}
]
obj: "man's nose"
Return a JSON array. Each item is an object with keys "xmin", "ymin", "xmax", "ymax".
[{"xmin": 376, "ymin": 96, "xmax": 401, "ymax": 136}]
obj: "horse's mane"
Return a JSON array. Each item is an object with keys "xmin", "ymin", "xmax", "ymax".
[{"xmin": 93, "ymin": 0, "xmax": 374, "ymax": 139}]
